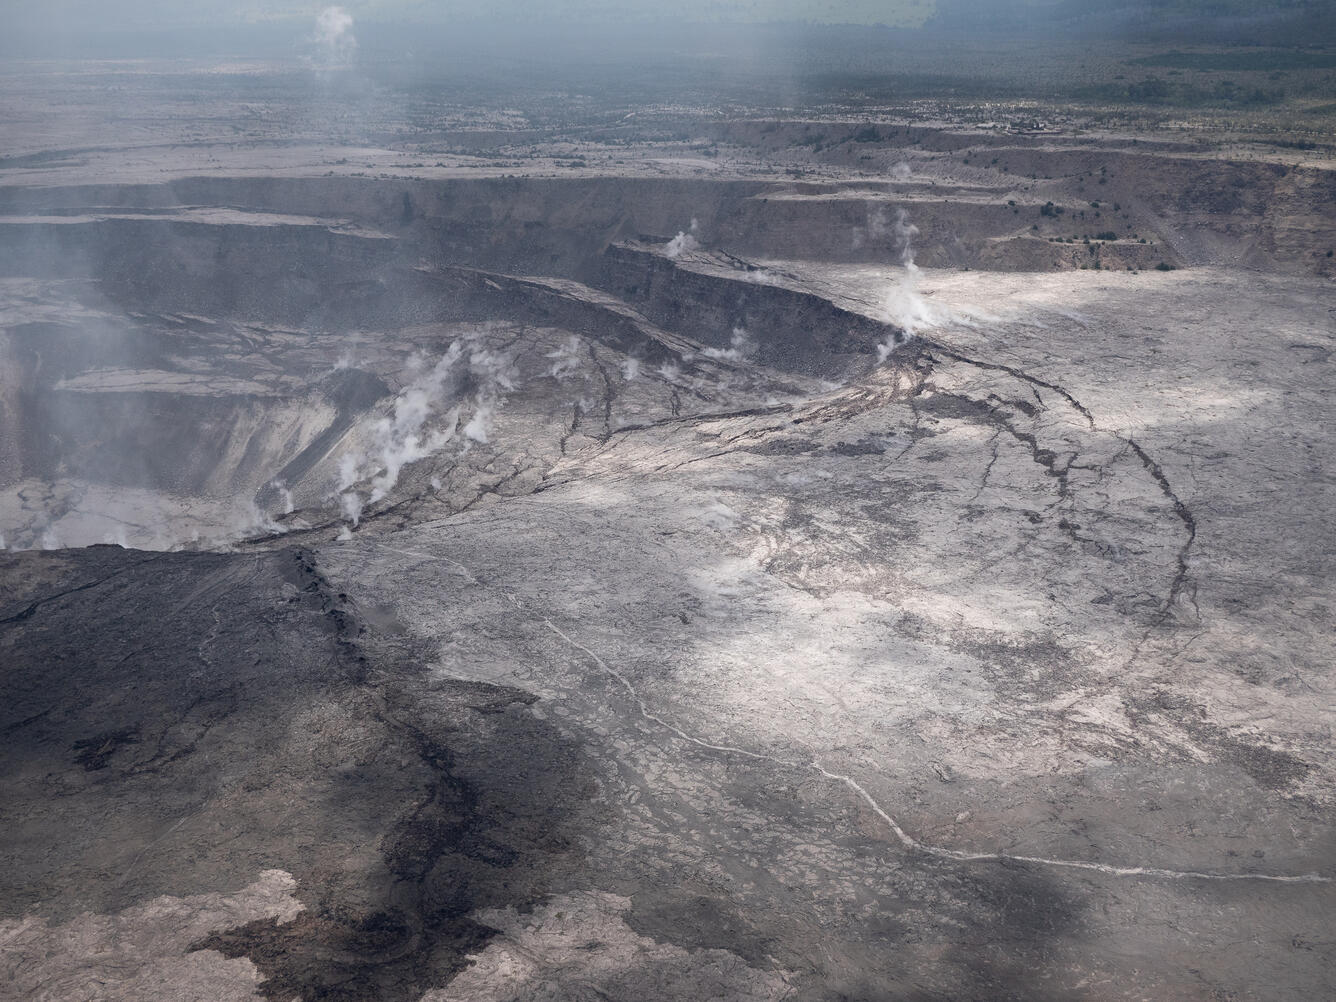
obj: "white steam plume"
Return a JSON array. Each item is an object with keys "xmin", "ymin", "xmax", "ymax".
[
  {"xmin": 867, "ymin": 206, "xmax": 891, "ymax": 241},
  {"xmin": 665, "ymin": 218, "xmax": 700, "ymax": 259},
  {"xmin": 340, "ymin": 491, "xmax": 363, "ymax": 527},
  {"xmin": 894, "ymin": 208, "xmax": 918, "ymax": 263},
  {"xmin": 365, "ymin": 343, "xmax": 464, "ymax": 502},
  {"xmin": 547, "ymin": 336, "xmax": 584, "ymax": 380},
  {"xmin": 879, "ymin": 208, "xmax": 942, "ymax": 359},
  {"xmin": 337, "ymin": 453, "xmax": 360, "ymax": 491},
  {"xmin": 853, "ymin": 206, "xmax": 889, "ymax": 251},
  {"xmin": 272, "ymin": 480, "xmax": 295, "ymax": 515},
  {"xmin": 228, "ymin": 500, "xmax": 287, "ymax": 542},
  {"xmin": 702, "ymin": 327, "xmax": 755, "ymax": 362},
  {"xmin": 311, "ymin": 7, "xmax": 356, "ymax": 67},
  {"xmin": 335, "ymin": 337, "xmax": 517, "ymax": 525},
  {"xmin": 462, "ymin": 405, "xmax": 492, "ymax": 444},
  {"xmin": 461, "ymin": 340, "xmax": 516, "ymax": 447}
]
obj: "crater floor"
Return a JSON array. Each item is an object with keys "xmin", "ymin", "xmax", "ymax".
[{"xmin": 1, "ymin": 57, "xmax": 1334, "ymax": 1002}]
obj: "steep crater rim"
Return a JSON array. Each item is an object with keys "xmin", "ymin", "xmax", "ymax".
[{"xmin": 0, "ymin": 176, "xmax": 918, "ymax": 553}]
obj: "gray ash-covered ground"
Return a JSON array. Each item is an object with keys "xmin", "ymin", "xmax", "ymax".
[{"xmin": 1, "ymin": 48, "xmax": 1334, "ymax": 1002}]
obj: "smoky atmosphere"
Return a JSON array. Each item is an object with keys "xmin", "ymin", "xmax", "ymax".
[{"xmin": 0, "ymin": 1, "xmax": 1334, "ymax": 1000}]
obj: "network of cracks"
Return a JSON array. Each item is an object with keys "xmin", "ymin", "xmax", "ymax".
[{"xmin": 1, "ymin": 173, "xmax": 1333, "ymax": 1001}]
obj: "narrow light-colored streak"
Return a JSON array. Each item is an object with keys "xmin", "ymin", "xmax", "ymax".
[
  {"xmin": 540, "ymin": 618, "xmax": 1332, "ymax": 886},
  {"xmin": 386, "ymin": 543, "xmax": 1329, "ymax": 886},
  {"xmin": 543, "ymin": 617, "xmax": 771, "ymax": 761},
  {"xmin": 379, "ymin": 544, "xmax": 479, "ymax": 583},
  {"xmin": 118, "ymin": 811, "xmax": 195, "ymax": 885}
]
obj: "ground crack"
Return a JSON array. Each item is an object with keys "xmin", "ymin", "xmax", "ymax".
[
  {"xmin": 538, "ymin": 615, "xmax": 1328, "ymax": 885},
  {"xmin": 926, "ymin": 340, "xmax": 1197, "ymax": 624},
  {"xmin": 0, "ymin": 555, "xmax": 161, "ymax": 630}
]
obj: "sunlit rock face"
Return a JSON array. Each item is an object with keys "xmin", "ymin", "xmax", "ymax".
[{"xmin": 1, "ymin": 55, "xmax": 1334, "ymax": 1002}]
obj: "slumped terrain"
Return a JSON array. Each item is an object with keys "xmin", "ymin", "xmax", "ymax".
[{"xmin": 1, "ymin": 55, "xmax": 1334, "ymax": 1001}]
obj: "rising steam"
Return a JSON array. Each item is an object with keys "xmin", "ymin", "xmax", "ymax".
[
  {"xmin": 665, "ymin": 218, "xmax": 701, "ymax": 259},
  {"xmin": 271, "ymin": 480, "xmax": 295, "ymax": 515},
  {"xmin": 702, "ymin": 327, "xmax": 755, "ymax": 362},
  {"xmin": 311, "ymin": 7, "xmax": 357, "ymax": 67},
  {"xmin": 547, "ymin": 336, "xmax": 584, "ymax": 379},
  {"xmin": 878, "ymin": 208, "xmax": 942, "ymax": 359},
  {"xmin": 333, "ymin": 336, "xmax": 516, "ymax": 530}
]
